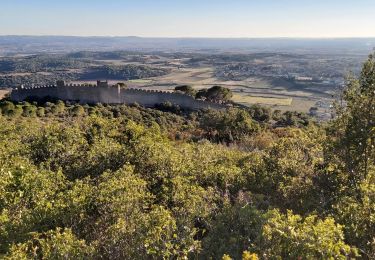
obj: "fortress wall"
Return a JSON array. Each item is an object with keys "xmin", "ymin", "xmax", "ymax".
[
  {"xmin": 61, "ymin": 85, "xmax": 120, "ymax": 104},
  {"xmin": 121, "ymin": 89, "xmax": 223, "ymax": 110},
  {"xmin": 10, "ymin": 85, "xmax": 224, "ymax": 110},
  {"xmin": 10, "ymin": 85, "xmax": 121, "ymax": 104},
  {"xmin": 11, "ymin": 86, "xmax": 60, "ymax": 102}
]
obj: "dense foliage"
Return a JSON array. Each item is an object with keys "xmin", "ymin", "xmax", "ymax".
[
  {"xmin": 81, "ymin": 65, "xmax": 169, "ymax": 80},
  {"xmin": 0, "ymin": 55, "xmax": 91, "ymax": 73},
  {"xmin": 174, "ymin": 85, "xmax": 197, "ymax": 97},
  {"xmin": 0, "ymin": 54, "xmax": 169, "ymax": 87},
  {"xmin": 196, "ymin": 86, "xmax": 233, "ymax": 103},
  {"xmin": 0, "ymin": 55, "xmax": 374, "ymax": 259}
]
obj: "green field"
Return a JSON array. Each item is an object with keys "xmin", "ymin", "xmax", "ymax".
[
  {"xmin": 128, "ymin": 79, "xmax": 153, "ymax": 84},
  {"xmin": 232, "ymin": 93, "xmax": 293, "ymax": 107}
]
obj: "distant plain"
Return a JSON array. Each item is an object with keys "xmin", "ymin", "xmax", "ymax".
[{"xmin": 1, "ymin": 36, "xmax": 372, "ymax": 114}]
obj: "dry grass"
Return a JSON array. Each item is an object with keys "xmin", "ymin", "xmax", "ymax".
[
  {"xmin": 0, "ymin": 90, "xmax": 10, "ymax": 100},
  {"xmin": 232, "ymin": 94, "xmax": 293, "ymax": 106},
  {"xmin": 156, "ymin": 67, "xmax": 215, "ymax": 85},
  {"xmin": 70, "ymin": 65, "xmax": 328, "ymax": 113}
]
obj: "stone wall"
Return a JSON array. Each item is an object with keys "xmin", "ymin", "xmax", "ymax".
[
  {"xmin": 121, "ymin": 89, "xmax": 223, "ymax": 110},
  {"xmin": 10, "ymin": 84, "xmax": 224, "ymax": 110},
  {"xmin": 11, "ymin": 84, "xmax": 120, "ymax": 104}
]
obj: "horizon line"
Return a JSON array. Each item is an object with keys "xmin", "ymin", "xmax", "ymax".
[{"xmin": 1, "ymin": 35, "xmax": 375, "ymax": 40}]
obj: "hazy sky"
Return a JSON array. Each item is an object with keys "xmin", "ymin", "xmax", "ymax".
[{"xmin": 1, "ymin": 0, "xmax": 375, "ymax": 37}]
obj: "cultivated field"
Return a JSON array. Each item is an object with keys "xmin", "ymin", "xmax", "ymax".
[
  {"xmin": 125, "ymin": 66, "xmax": 333, "ymax": 112},
  {"xmin": 232, "ymin": 94, "xmax": 293, "ymax": 107}
]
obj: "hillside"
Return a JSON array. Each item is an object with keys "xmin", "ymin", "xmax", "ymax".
[{"xmin": 0, "ymin": 54, "xmax": 374, "ymax": 259}]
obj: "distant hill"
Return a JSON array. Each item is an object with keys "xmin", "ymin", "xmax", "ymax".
[{"xmin": 0, "ymin": 36, "xmax": 375, "ymax": 55}]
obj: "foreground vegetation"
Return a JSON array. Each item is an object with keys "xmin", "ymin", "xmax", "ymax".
[{"xmin": 0, "ymin": 55, "xmax": 374, "ymax": 259}]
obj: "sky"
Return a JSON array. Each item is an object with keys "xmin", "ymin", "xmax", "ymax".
[{"xmin": 0, "ymin": 0, "xmax": 375, "ymax": 38}]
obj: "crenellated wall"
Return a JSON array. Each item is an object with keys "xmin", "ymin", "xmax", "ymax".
[
  {"xmin": 121, "ymin": 89, "xmax": 223, "ymax": 110},
  {"xmin": 11, "ymin": 84, "xmax": 121, "ymax": 104},
  {"xmin": 10, "ymin": 84, "xmax": 224, "ymax": 110}
]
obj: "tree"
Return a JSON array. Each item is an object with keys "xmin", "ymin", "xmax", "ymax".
[
  {"xmin": 202, "ymin": 205, "xmax": 357, "ymax": 259},
  {"xmin": 321, "ymin": 54, "xmax": 375, "ymax": 257},
  {"xmin": 51, "ymin": 100, "xmax": 66, "ymax": 115},
  {"xmin": 36, "ymin": 107, "xmax": 45, "ymax": 117},
  {"xmin": 260, "ymin": 210, "xmax": 358, "ymax": 259},
  {"xmin": 5, "ymin": 229, "xmax": 94, "ymax": 260},
  {"xmin": 174, "ymin": 85, "xmax": 197, "ymax": 96},
  {"xmin": 200, "ymin": 108, "xmax": 260, "ymax": 143},
  {"xmin": 333, "ymin": 169, "xmax": 375, "ymax": 258},
  {"xmin": 196, "ymin": 86, "xmax": 233, "ymax": 103},
  {"xmin": 71, "ymin": 105, "xmax": 85, "ymax": 117},
  {"xmin": 201, "ymin": 204, "xmax": 265, "ymax": 259},
  {"xmin": 276, "ymin": 111, "xmax": 310, "ymax": 127},
  {"xmin": 256, "ymin": 127, "xmax": 325, "ymax": 213},
  {"xmin": 0, "ymin": 101, "xmax": 22, "ymax": 117},
  {"xmin": 0, "ymin": 101, "xmax": 15, "ymax": 115},
  {"xmin": 247, "ymin": 105, "xmax": 272, "ymax": 122},
  {"xmin": 327, "ymin": 54, "xmax": 375, "ymax": 194},
  {"xmin": 22, "ymin": 104, "xmax": 37, "ymax": 117}
]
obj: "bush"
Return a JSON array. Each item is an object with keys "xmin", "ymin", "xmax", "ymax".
[
  {"xmin": 5, "ymin": 229, "xmax": 94, "ymax": 259},
  {"xmin": 22, "ymin": 104, "xmax": 37, "ymax": 117}
]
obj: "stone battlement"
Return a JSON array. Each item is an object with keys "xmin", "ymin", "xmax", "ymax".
[
  {"xmin": 11, "ymin": 81, "xmax": 224, "ymax": 110},
  {"xmin": 16, "ymin": 80, "xmax": 110, "ymax": 90}
]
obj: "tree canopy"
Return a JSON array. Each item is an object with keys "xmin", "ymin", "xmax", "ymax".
[
  {"xmin": 174, "ymin": 85, "xmax": 197, "ymax": 96},
  {"xmin": 196, "ymin": 85, "xmax": 233, "ymax": 103}
]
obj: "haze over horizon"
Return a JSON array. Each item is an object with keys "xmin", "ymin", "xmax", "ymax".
[{"xmin": 1, "ymin": 0, "xmax": 375, "ymax": 38}]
